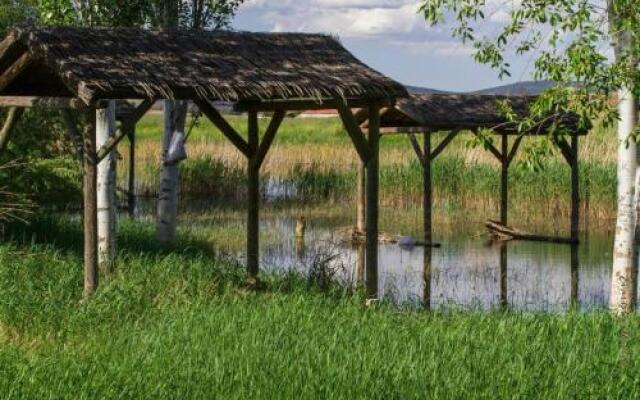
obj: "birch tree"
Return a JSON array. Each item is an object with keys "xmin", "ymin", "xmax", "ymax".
[
  {"xmin": 153, "ymin": 0, "xmax": 244, "ymax": 243},
  {"xmin": 419, "ymin": 0, "xmax": 640, "ymax": 313},
  {"xmin": 96, "ymin": 102, "xmax": 117, "ymax": 276}
]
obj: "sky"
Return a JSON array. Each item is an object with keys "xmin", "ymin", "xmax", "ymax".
[{"xmin": 232, "ymin": 0, "xmax": 535, "ymax": 93}]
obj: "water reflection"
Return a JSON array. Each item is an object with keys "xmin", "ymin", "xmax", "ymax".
[
  {"xmin": 131, "ymin": 198, "xmax": 613, "ymax": 311},
  {"xmin": 254, "ymin": 215, "xmax": 612, "ymax": 311}
]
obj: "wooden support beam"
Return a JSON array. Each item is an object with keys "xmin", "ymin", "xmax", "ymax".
[
  {"xmin": 422, "ymin": 130, "xmax": 432, "ymax": 310},
  {"xmin": 336, "ymin": 100, "xmax": 371, "ymax": 164},
  {"xmin": 570, "ymin": 135, "xmax": 580, "ymax": 243},
  {"xmin": 125, "ymin": 123, "xmax": 136, "ymax": 218},
  {"xmin": 0, "ymin": 96, "xmax": 89, "ymax": 109},
  {"xmin": 124, "ymin": 99, "xmax": 155, "ymax": 125},
  {"xmin": 431, "ymin": 129, "xmax": 459, "ymax": 160},
  {"xmin": 570, "ymin": 244, "xmax": 579, "ymax": 308},
  {"xmin": 61, "ymin": 109, "xmax": 84, "ymax": 160},
  {"xmin": 247, "ymin": 110, "xmax": 260, "ymax": 281},
  {"xmin": 553, "ymin": 136, "xmax": 574, "ymax": 165},
  {"xmin": 96, "ymin": 127, "xmax": 125, "ymax": 162},
  {"xmin": 195, "ymin": 99, "xmax": 252, "ymax": 158},
  {"xmin": 0, "ymin": 52, "xmax": 32, "ymax": 93},
  {"xmin": 0, "ymin": 107, "xmax": 23, "ymax": 155},
  {"xmin": 500, "ymin": 134, "xmax": 508, "ymax": 225},
  {"xmin": 506, "ymin": 135, "xmax": 523, "ymax": 166},
  {"xmin": 500, "ymin": 244, "xmax": 508, "ymax": 310},
  {"xmin": 356, "ymin": 161, "xmax": 366, "ymax": 234},
  {"xmin": 408, "ymin": 133, "xmax": 425, "ymax": 164},
  {"xmin": 235, "ymin": 97, "xmax": 393, "ymax": 112},
  {"xmin": 83, "ymin": 111, "xmax": 98, "ymax": 298},
  {"xmin": 365, "ymin": 105, "xmax": 380, "ymax": 299},
  {"xmin": 254, "ymin": 110, "xmax": 285, "ymax": 168},
  {"xmin": 473, "ymin": 129, "xmax": 503, "ymax": 161}
]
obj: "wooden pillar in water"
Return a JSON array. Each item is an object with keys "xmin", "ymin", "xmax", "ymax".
[
  {"xmin": 500, "ymin": 134, "xmax": 508, "ymax": 225},
  {"xmin": 356, "ymin": 162, "xmax": 366, "ymax": 234},
  {"xmin": 126, "ymin": 122, "xmax": 136, "ymax": 218},
  {"xmin": 82, "ymin": 111, "xmax": 98, "ymax": 297},
  {"xmin": 570, "ymin": 244, "xmax": 579, "ymax": 308},
  {"xmin": 423, "ymin": 131, "xmax": 432, "ymax": 309},
  {"xmin": 499, "ymin": 243, "xmax": 508, "ymax": 309},
  {"xmin": 247, "ymin": 110, "xmax": 260, "ymax": 281},
  {"xmin": 365, "ymin": 106, "xmax": 380, "ymax": 298},
  {"xmin": 570, "ymin": 135, "xmax": 580, "ymax": 243}
]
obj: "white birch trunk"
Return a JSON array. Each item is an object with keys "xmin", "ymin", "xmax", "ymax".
[
  {"xmin": 157, "ymin": 100, "xmax": 187, "ymax": 243},
  {"xmin": 610, "ymin": 87, "xmax": 638, "ymax": 314},
  {"xmin": 96, "ymin": 101, "xmax": 117, "ymax": 276}
]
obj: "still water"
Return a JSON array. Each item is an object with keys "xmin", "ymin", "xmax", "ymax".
[
  {"xmin": 257, "ymin": 217, "xmax": 611, "ymax": 311},
  {"xmin": 136, "ymin": 197, "xmax": 615, "ymax": 311}
]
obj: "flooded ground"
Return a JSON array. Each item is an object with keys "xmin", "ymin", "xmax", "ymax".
[{"xmin": 134, "ymin": 197, "xmax": 615, "ymax": 311}]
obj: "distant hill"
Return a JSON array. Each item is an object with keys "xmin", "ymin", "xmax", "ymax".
[
  {"xmin": 472, "ymin": 80, "xmax": 559, "ymax": 95},
  {"xmin": 405, "ymin": 85, "xmax": 453, "ymax": 95}
]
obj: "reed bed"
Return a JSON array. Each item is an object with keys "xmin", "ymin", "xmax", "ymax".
[{"xmin": 119, "ymin": 113, "xmax": 617, "ymax": 228}]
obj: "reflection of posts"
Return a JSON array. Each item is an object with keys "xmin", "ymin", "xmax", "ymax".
[
  {"xmin": 570, "ymin": 244, "xmax": 579, "ymax": 309},
  {"xmin": 423, "ymin": 245, "xmax": 432, "ymax": 310},
  {"xmin": 500, "ymin": 243, "xmax": 508, "ymax": 310},
  {"xmin": 356, "ymin": 243, "xmax": 365, "ymax": 286}
]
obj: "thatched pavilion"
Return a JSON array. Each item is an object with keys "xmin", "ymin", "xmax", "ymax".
[
  {"xmin": 355, "ymin": 94, "xmax": 588, "ymax": 308},
  {"xmin": 0, "ymin": 26, "xmax": 408, "ymax": 298}
]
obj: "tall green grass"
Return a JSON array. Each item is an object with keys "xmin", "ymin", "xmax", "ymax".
[{"xmin": 0, "ymin": 215, "xmax": 639, "ymax": 399}]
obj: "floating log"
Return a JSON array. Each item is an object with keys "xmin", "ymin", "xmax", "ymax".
[{"xmin": 485, "ymin": 220, "xmax": 578, "ymax": 244}]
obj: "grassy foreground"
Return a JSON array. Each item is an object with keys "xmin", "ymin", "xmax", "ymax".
[{"xmin": 0, "ymin": 216, "xmax": 639, "ymax": 399}]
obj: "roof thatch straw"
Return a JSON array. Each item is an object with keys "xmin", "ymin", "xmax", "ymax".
[
  {"xmin": 0, "ymin": 26, "xmax": 408, "ymax": 104},
  {"xmin": 358, "ymin": 94, "xmax": 587, "ymax": 135}
]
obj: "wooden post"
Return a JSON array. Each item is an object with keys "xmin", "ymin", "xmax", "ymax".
[
  {"xmin": 356, "ymin": 242, "xmax": 365, "ymax": 286},
  {"xmin": 500, "ymin": 134, "xmax": 508, "ymax": 225},
  {"xmin": 126, "ymin": 122, "xmax": 136, "ymax": 218},
  {"xmin": 500, "ymin": 243, "xmax": 508, "ymax": 309},
  {"xmin": 423, "ymin": 131, "xmax": 432, "ymax": 245},
  {"xmin": 0, "ymin": 107, "xmax": 23, "ymax": 156},
  {"xmin": 356, "ymin": 162, "xmax": 366, "ymax": 234},
  {"xmin": 423, "ymin": 131, "xmax": 432, "ymax": 309},
  {"xmin": 247, "ymin": 110, "xmax": 260, "ymax": 281},
  {"xmin": 365, "ymin": 106, "xmax": 380, "ymax": 299},
  {"xmin": 570, "ymin": 244, "xmax": 579, "ymax": 308},
  {"xmin": 570, "ymin": 135, "xmax": 579, "ymax": 243},
  {"xmin": 82, "ymin": 111, "xmax": 98, "ymax": 297}
]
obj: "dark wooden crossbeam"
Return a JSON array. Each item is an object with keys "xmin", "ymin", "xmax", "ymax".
[
  {"xmin": 431, "ymin": 129, "xmax": 460, "ymax": 160},
  {"xmin": 0, "ymin": 51, "xmax": 32, "ymax": 93},
  {"xmin": 123, "ymin": 99, "xmax": 155, "ymax": 125},
  {"xmin": 0, "ymin": 107, "xmax": 23, "ymax": 155},
  {"xmin": 96, "ymin": 127, "xmax": 126, "ymax": 162},
  {"xmin": 254, "ymin": 110, "xmax": 285, "ymax": 169},
  {"xmin": 195, "ymin": 99, "xmax": 251, "ymax": 158},
  {"xmin": 506, "ymin": 135, "xmax": 524, "ymax": 166},
  {"xmin": 336, "ymin": 100, "xmax": 371, "ymax": 163},
  {"xmin": 0, "ymin": 96, "xmax": 90, "ymax": 109}
]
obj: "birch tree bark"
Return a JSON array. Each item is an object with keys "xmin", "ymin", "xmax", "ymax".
[
  {"xmin": 156, "ymin": 100, "xmax": 187, "ymax": 243},
  {"xmin": 611, "ymin": 88, "xmax": 638, "ymax": 313},
  {"xmin": 96, "ymin": 101, "xmax": 117, "ymax": 277},
  {"xmin": 609, "ymin": 1, "xmax": 639, "ymax": 313}
]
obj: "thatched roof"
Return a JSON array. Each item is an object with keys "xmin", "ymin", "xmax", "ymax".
[
  {"xmin": 0, "ymin": 26, "xmax": 407, "ymax": 105},
  {"xmin": 357, "ymin": 94, "xmax": 588, "ymax": 135}
]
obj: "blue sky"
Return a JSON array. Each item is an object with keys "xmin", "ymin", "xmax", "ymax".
[{"xmin": 233, "ymin": 0, "xmax": 535, "ymax": 92}]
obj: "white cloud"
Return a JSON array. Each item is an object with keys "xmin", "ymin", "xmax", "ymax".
[{"xmin": 240, "ymin": 1, "xmax": 425, "ymax": 37}]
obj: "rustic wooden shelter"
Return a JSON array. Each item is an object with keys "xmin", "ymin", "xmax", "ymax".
[
  {"xmin": 356, "ymin": 93, "xmax": 588, "ymax": 244},
  {"xmin": 0, "ymin": 26, "xmax": 408, "ymax": 298}
]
